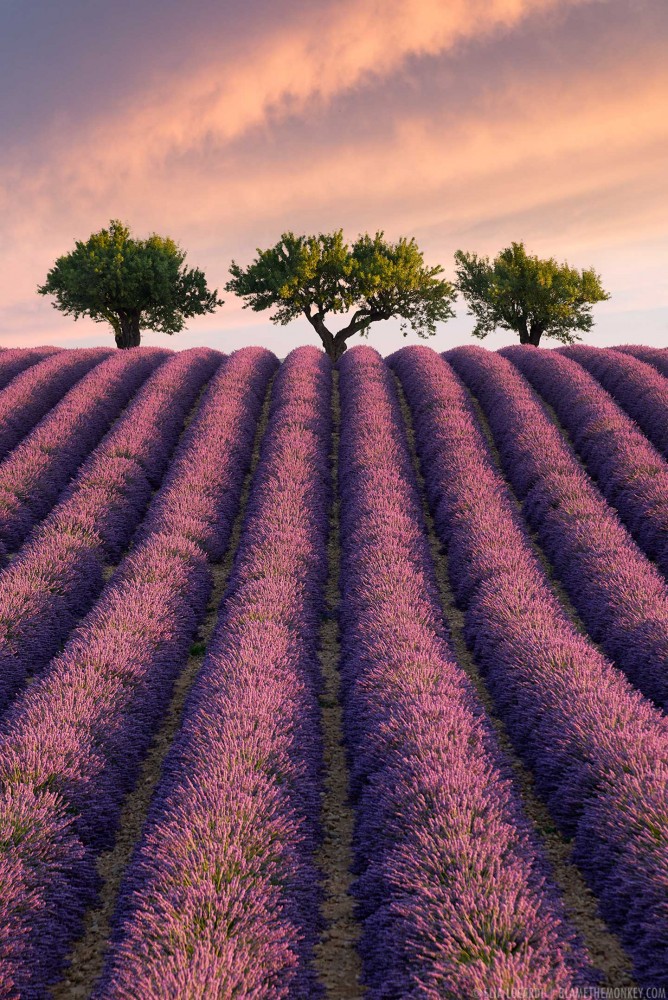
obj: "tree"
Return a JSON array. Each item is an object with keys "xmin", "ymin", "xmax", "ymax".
[
  {"xmin": 453, "ymin": 242, "xmax": 609, "ymax": 346},
  {"xmin": 225, "ymin": 230, "xmax": 456, "ymax": 361},
  {"xmin": 37, "ymin": 219, "xmax": 223, "ymax": 348}
]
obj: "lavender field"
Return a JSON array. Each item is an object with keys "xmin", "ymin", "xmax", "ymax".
[{"xmin": 0, "ymin": 342, "xmax": 666, "ymax": 999}]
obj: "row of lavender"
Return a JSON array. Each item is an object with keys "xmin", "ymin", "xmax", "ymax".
[
  {"xmin": 0, "ymin": 348, "xmax": 164, "ymax": 559},
  {"xmin": 613, "ymin": 344, "xmax": 668, "ymax": 380},
  {"xmin": 337, "ymin": 347, "xmax": 594, "ymax": 996},
  {"xmin": 501, "ymin": 345, "xmax": 668, "ymax": 577},
  {"xmin": 445, "ymin": 345, "xmax": 668, "ymax": 710},
  {"xmin": 0, "ymin": 346, "xmax": 61, "ymax": 394},
  {"xmin": 97, "ymin": 346, "xmax": 330, "ymax": 997},
  {"xmin": 562, "ymin": 344, "xmax": 668, "ymax": 457},
  {"xmin": 0, "ymin": 347, "xmax": 223, "ymax": 715},
  {"xmin": 389, "ymin": 346, "xmax": 668, "ymax": 986},
  {"xmin": 0, "ymin": 348, "xmax": 275, "ymax": 997},
  {"xmin": 0, "ymin": 344, "xmax": 665, "ymax": 995}
]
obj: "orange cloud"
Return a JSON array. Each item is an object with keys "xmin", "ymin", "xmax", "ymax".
[
  {"xmin": 11, "ymin": 0, "xmax": 595, "ymax": 178},
  {"xmin": 6, "ymin": 46, "xmax": 665, "ymax": 308},
  {"xmin": 53, "ymin": 54, "xmax": 665, "ymax": 249}
]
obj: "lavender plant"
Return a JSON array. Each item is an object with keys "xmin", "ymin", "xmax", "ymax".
[
  {"xmin": 0, "ymin": 348, "xmax": 158, "ymax": 555},
  {"xmin": 0, "ymin": 347, "xmax": 276, "ymax": 996},
  {"xmin": 0, "ymin": 347, "xmax": 110, "ymax": 462},
  {"xmin": 390, "ymin": 344, "xmax": 668, "ymax": 986},
  {"xmin": 0, "ymin": 341, "xmax": 665, "ymax": 995},
  {"xmin": 447, "ymin": 345, "xmax": 668, "ymax": 710},
  {"xmin": 337, "ymin": 345, "xmax": 595, "ymax": 997},
  {"xmin": 501, "ymin": 345, "xmax": 668, "ymax": 577},
  {"xmin": 612, "ymin": 344, "xmax": 668, "ymax": 379},
  {"xmin": 562, "ymin": 344, "xmax": 668, "ymax": 457},
  {"xmin": 98, "ymin": 346, "xmax": 328, "ymax": 998},
  {"xmin": 0, "ymin": 346, "xmax": 61, "ymax": 393},
  {"xmin": 0, "ymin": 348, "xmax": 217, "ymax": 714}
]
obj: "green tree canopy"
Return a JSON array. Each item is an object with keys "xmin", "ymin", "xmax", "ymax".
[
  {"xmin": 225, "ymin": 230, "xmax": 456, "ymax": 360},
  {"xmin": 453, "ymin": 242, "xmax": 609, "ymax": 346},
  {"xmin": 37, "ymin": 219, "xmax": 223, "ymax": 348}
]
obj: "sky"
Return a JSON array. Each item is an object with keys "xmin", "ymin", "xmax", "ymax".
[{"xmin": 0, "ymin": 0, "xmax": 666, "ymax": 355}]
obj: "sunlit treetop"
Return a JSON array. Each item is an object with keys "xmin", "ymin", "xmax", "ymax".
[
  {"xmin": 226, "ymin": 229, "xmax": 456, "ymax": 359},
  {"xmin": 454, "ymin": 241, "xmax": 610, "ymax": 346}
]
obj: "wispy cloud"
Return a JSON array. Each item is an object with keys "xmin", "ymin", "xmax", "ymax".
[{"xmin": 4, "ymin": 0, "xmax": 595, "ymax": 178}]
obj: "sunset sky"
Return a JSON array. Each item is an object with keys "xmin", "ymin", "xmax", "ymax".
[{"xmin": 1, "ymin": 0, "xmax": 666, "ymax": 355}]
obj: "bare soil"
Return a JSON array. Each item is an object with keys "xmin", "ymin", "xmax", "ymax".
[{"xmin": 313, "ymin": 369, "xmax": 365, "ymax": 998}]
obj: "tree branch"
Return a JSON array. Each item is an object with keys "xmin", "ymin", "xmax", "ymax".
[{"xmin": 335, "ymin": 309, "xmax": 387, "ymax": 343}]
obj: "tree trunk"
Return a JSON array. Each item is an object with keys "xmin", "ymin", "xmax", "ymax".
[
  {"xmin": 518, "ymin": 318, "xmax": 530, "ymax": 344},
  {"xmin": 115, "ymin": 312, "xmax": 141, "ymax": 349},
  {"xmin": 308, "ymin": 314, "xmax": 349, "ymax": 361},
  {"xmin": 331, "ymin": 336, "xmax": 348, "ymax": 361},
  {"xmin": 528, "ymin": 325, "xmax": 543, "ymax": 346}
]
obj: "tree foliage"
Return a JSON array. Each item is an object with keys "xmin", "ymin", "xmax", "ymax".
[
  {"xmin": 37, "ymin": 219, "xmax": 223, "ymax": 348},
  {"xmin": 453, "ymin": 242, "xmax": 609, "ymax": 346},
  {"xmin": 226, "ymin": 230, "xmax": 456, "ymax": 360}
]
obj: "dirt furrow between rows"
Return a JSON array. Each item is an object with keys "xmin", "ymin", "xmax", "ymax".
[
  {"xmin": 313, "ymin": 368, "xmax": 364, "ymax": 998},
  {"xmin": 392, "ymin": 373, "xmax": 636, "ymax": 989},
  {"xmin": 52, "ymin": 373, "xmax": 276, "ymax": 999}
]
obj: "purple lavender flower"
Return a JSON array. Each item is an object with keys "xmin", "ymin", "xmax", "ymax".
[
  {"xmin": 338, "ymin": 345, "xmax": 595, "ymax": 997},
  {"xmin": 390, "ymin": 344, "xmax": 668, "ymax": 987},
  {"xmin": 447, "ymin": 345, "xmax": 668, "ymax": 710}
]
